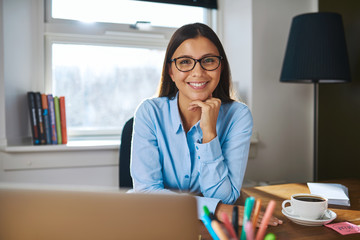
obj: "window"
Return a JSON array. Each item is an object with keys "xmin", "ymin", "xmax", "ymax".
[{"xmin": 45, "ymin": 0, "xmax": 215, "ymax": 139}]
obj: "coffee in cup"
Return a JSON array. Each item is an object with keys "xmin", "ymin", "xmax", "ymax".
[{"xmin": 282, "ymin": 193, "xmax": 328, "ymax": 220}]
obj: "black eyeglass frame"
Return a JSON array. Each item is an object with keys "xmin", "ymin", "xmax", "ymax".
[{"xmin": 169, "ymin": 56, "xmax": 223, "ymax": 72}]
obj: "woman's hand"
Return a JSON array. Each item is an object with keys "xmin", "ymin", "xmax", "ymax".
[
  {"xmin": 188, "ymin": 97, "xmax": 221, "ymax": 143},
  {"xmin": 214, "ymin": 203, "xmax": 283, "ymax": 227}
]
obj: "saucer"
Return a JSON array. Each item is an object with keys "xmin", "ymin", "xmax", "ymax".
[{"xmin": 282, "ymin": 207, "xmax": 337, "ymax": 226}]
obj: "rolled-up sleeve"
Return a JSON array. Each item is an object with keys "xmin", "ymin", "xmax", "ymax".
[{"xmin": 195, "ymin": 106, "xmax": 253, "ymax": 205}]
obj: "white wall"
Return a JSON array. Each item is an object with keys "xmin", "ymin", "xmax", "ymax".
[
  {"xmin": 1, "ymin": 0, "xmax": 317, "ymax": 186},
  {"xmin": 221, "ymin": 0, "xmax": 317, "ymax": 184},
  {"xmin": 0, "ymin": 0, "xmax": 6, "ymax": 146},
  {"xmin": 2, "ymin": 0, "xmax": 44, "ymax": 145},
  {"xmin": 220, "ymin": 0, "xmax": 252, "ymax": 106},
  {"xmin": 248, "ymin": 0, "xmax": 317, "ymax": 183}
]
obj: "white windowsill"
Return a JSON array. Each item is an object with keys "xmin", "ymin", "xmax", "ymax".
[
  {"xmin": 0, "ymin": 139, "xmax": 120, "ymax": 153},
  {"xmin": 0, "ymin": 139, "xmax": 120, "ymax": 171}
]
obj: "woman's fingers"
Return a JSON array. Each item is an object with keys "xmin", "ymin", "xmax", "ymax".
[
  {"xmin": 256, "ymin": 212, "xmax": 283, "ymax": 227},
  {"xmin": 188, "ymin": 100, "xmax": 209, "ymax": 111},
  {"xmin": 188, "ymin": 98, "xmax": 221, "ymax": 111}
]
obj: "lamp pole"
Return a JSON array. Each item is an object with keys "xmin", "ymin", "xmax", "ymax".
[{"xmin": 313, "ymin": 82, "xmax": 319, "ymax": 181}]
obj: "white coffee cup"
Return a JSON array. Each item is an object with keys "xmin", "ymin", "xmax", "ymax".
[{"xmin": 282, "ymin": 193, "xmax": 328, "ymax": 220}]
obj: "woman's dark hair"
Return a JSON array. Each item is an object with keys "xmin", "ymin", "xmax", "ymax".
[{"xmin": 157, "ymin": 23, "xmax": 234, "ymax": 103}]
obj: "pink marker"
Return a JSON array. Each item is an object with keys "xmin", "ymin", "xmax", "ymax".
[
  {"xmin": 221, "ymin": 212, "xmax": 238, "ymax": 239},
  {"xmin": 255, "ymin": 200, "xmax": 276, "ymax": 240},
  {"xmin": 245, "ymin": 222, "xmax": 254, "ymax": 240}
]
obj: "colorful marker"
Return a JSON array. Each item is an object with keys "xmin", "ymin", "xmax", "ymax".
[
  {"xmin": 252, "ymin": 199, "xmax": 262, "ymax": 231},
  {"xmin": 221, "ymin": 212, "xmax": 238, "ymax": 239},
  {"xmin": 232, "ymin": 206, "xmax": 239, "ymax": 237},
  {"xmin": 211, "ymin": 220, "xmax": 229, "ymax": 240},
  {"xmin": 241, "ymin": 197, "xmax": 255, "ymax": 240},
  {"xmin": 202, "ymin": 214, "xmax": 220, "ymax": 240},
  {"xmin": 264, "ymin": 233, "xmax": 276, "ymax": 240},
  {"xmin": 203, "ymin": 205, "xmax": 211, "ymax": 216},
  {"xmin": 203, "ymin": 205, "xmax": 216, "ymax": 220},
  {"xmin": 245, "ymin": 222, "xmax": 254, "ymax": 240},
  {"xmin": 255, "ymin": 200, "xmax": 276, "ymax": 240}
]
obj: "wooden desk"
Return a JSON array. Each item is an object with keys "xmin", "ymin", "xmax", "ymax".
[{"xmin": 200, "ymin": 179, "xmax": 360, "ymax": 240}]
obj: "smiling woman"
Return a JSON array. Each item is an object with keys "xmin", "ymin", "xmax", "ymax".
[{"xmin": 129, "ymin": 23, "xmax": 285, "ymax": 228}]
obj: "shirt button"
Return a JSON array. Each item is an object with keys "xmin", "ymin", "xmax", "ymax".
[
  {"xmin": 185, "ymin": 175, "xmax": 189, "ymax": 178},
  {"xmin": 196, "ymin": 146, "xmax": 199, "ymax": 150},
  {"xmin": 198, "ymin": 156, "xmax": 200, "ymax": 159}
]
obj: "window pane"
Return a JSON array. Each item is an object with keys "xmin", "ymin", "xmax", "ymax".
[
  {"xmin": 52, "ymin": 0, "xmax": 205, "ymax": 28},
  {"xmin": 52, "ymin": 44, "xmax": 164, "ymax": 134}
]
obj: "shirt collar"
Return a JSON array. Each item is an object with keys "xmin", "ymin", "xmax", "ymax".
[{"xmin": 169, "ymin": 92, "xmax": 203, "ymax": 134}]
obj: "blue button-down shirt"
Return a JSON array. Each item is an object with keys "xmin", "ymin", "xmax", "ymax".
[{"xmin": 130, "ymin": 93, "xmax": 253, "ymax": 217}]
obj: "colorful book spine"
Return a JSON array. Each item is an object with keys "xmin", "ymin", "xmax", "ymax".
[
  {"xmin": 47, "ymin": 94, "xmax": 58, "ymax": 144},
  {"xmin": 34, "ymin": 92, "xmax": 46, "ymax": 144},
  {"xmin": 27, "ymin": 92, "xmax": 40, "ymax": 145},
  {"xmin": 41, "ymin": 94, "xmax": 52, "ymax": 144},
  {"xmin": 54, "ymin": 96, "xmax": 62, "ymax": 144},
  {"xmin": 59, "ymin": 96, "xmax": 68, "ymax": 144}
]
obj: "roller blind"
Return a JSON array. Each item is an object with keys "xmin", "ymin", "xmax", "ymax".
[{"xmin": 135, "ymin": 0, "xmax": 217, "ymax": 9}]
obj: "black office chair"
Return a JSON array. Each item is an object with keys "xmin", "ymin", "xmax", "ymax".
[{"xmin": 119, "ymin": 117, "xmax": 134, "ymax": 188}]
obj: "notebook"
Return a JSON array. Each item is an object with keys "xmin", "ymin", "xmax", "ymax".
[
  {"xmin": 0, "ymin": 184, "xmax": 198, "ymax": 240},
  {"xmin": 307, "ymin": 182, "xmax": 350, "ymax": 206}
]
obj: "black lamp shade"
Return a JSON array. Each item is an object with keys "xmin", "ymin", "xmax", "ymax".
[{"xmin": 280, "ymin": 12, "xmax": 351, "ymax": 83}]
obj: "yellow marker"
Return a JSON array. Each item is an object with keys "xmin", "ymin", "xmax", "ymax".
[{"xmin": 211, "ymin": 220, "xmax": 229, "ymax": 240}]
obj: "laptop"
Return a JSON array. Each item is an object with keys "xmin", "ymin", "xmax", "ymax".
[{"xmin": 0, "ymin": 184, "xmax": 198, "ymax": 240}]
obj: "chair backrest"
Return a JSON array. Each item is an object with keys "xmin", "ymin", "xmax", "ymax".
[{"xmin": 119, "ymin": 117, "xmax": 134, "ymax": 188}]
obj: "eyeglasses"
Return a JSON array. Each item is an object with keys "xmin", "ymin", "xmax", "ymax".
[{"xmin": 170, "ymin": 56, "xmax": 223, "ymax": 72}]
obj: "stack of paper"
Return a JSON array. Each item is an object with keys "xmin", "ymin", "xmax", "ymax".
[{"xmin": 307, "ymin": 182, "xmax": 350, "ymax": 206}]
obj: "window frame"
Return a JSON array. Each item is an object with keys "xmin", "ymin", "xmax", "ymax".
[{"xmin": 44, "ymin": 0, "xmax": 216, "ymax": 139}]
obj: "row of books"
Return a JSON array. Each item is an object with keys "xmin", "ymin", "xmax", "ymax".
[{"xmin": 27, "ymin": 92, "xmax": 67, "ymax": 145}]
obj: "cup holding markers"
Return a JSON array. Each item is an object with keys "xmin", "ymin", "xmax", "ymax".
[{"xmin": 282, "ymin": 193, "xmax": 328, "ymax": 220}]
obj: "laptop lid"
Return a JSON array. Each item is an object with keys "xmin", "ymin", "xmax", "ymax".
[{"xmin": 0, "ymin": 184, "xmax": 198, "ymax": 240}]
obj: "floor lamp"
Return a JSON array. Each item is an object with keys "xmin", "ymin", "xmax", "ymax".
[{"xmin": 280, "ymin": 12, "xmax": 351, "ymax": 181}]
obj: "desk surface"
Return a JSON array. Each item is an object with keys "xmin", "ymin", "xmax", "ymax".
[{"xmin": 200, "ymin": 179, "xmax": 360, "ymax": 240}]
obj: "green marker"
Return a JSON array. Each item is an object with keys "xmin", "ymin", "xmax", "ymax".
[
  {"xmin": 203, "ymin": 205, "xmax": 210, "ymax": 216},
  {"xmin": 264, "ymin": 233, "xmax": 276, "ymax": 240},
  {"xmin": 203, "ymin": 205, "xmax": 216, "ymax": 220},
  {"xmin": 240, "ymin": 197, "xmax": 255, "ymax": 240}
]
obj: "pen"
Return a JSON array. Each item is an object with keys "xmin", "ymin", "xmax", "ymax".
[
  {"xmin": 221, "ymin": 212, "xmax": 238, "ymax": 239},
  {"xmin": 255, "ymin": 200, "xmax": 276, "ymax": 240},
  {"xmin": 202, "ymin": 214, "xmax": 220, "ymax": 240},
  {"xmin": 252, "ymin": 199, "xmax": 262, "ymax": 231},
  {"xmin": 211, "ymin": 220, "xmax": 229, "ymax": 240},
  {"xmin": 232, "ymin": 206, "xmax": 239, "ymax": 237},
  {"xmin": 241, "ymin": 197, "xmax": 255, "ymax": 240},
  {"xmin": 245, "ymin": 222, "xmax": 254, "ymax": 240}
]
